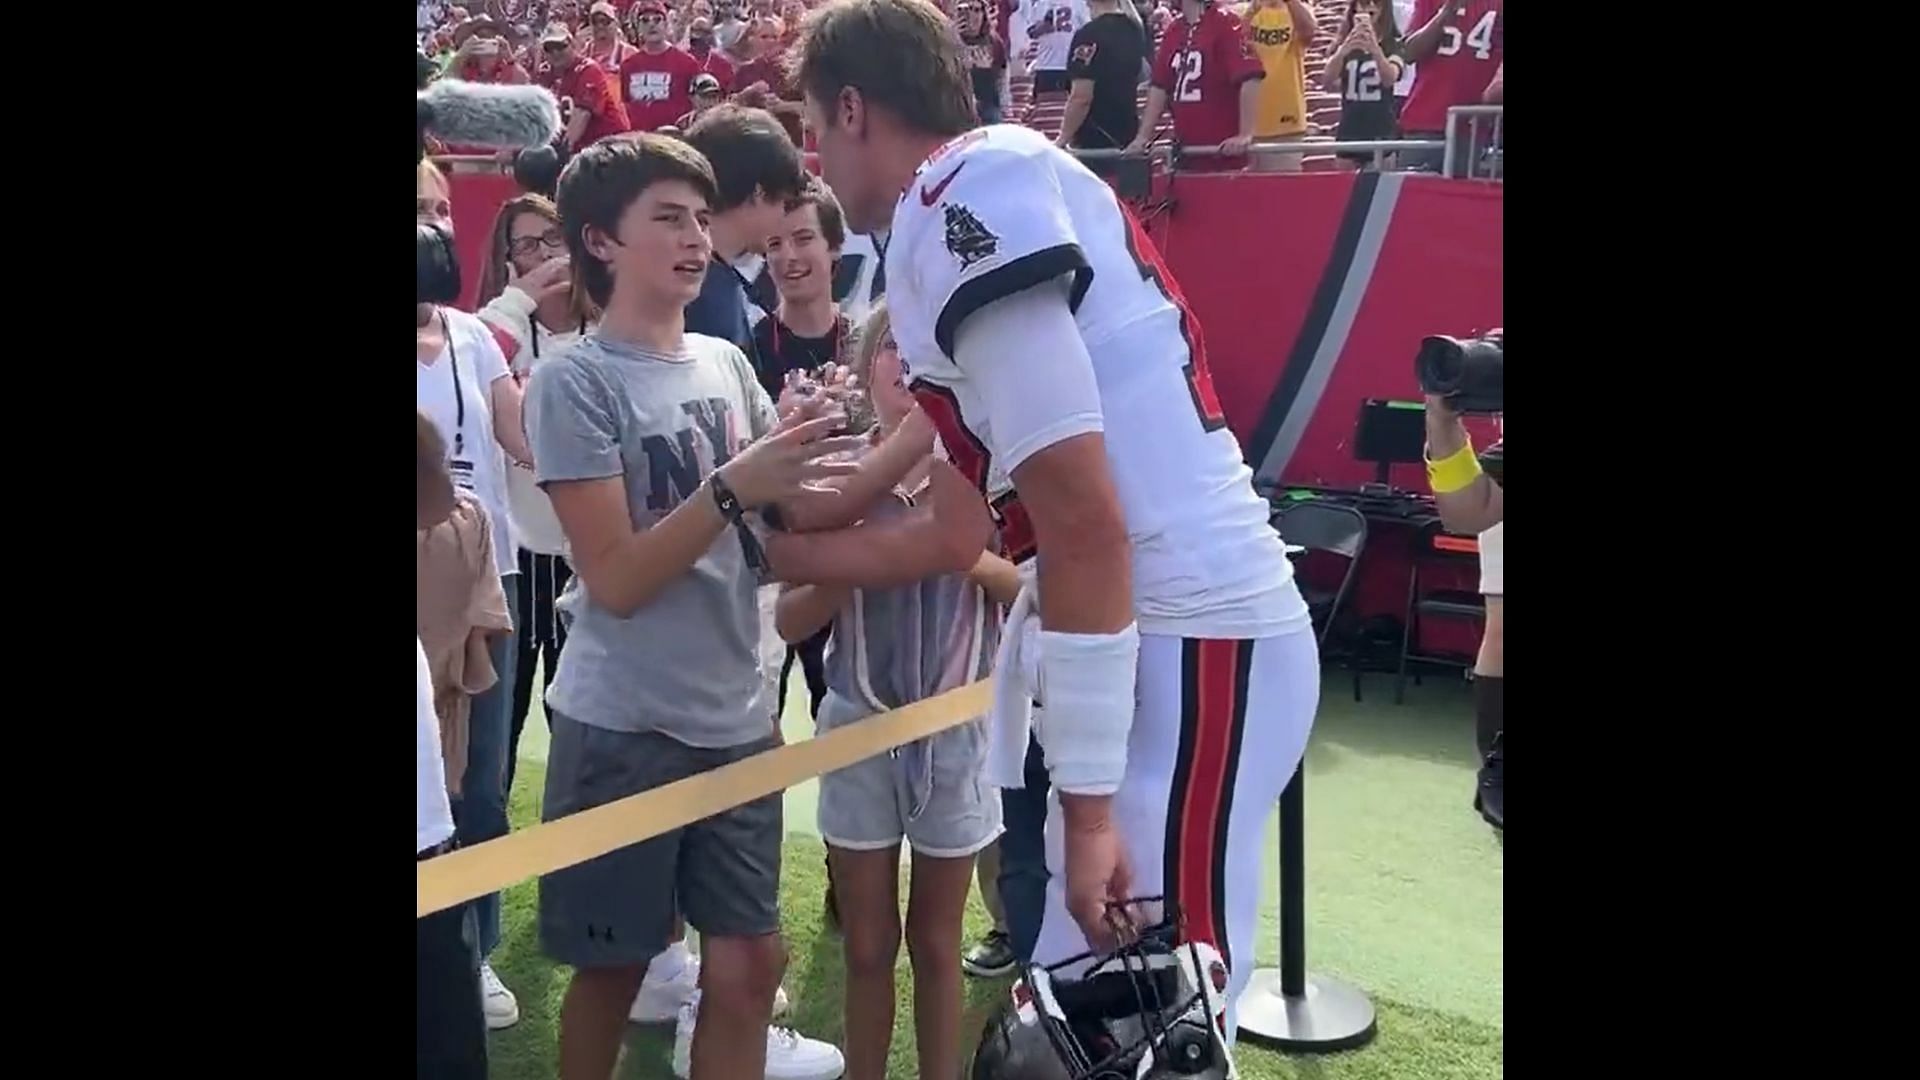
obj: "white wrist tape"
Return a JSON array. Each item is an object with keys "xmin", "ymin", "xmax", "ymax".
[{"xmin": 1036, "ymin": 624, "xmax": 1141, "ymax": 795}]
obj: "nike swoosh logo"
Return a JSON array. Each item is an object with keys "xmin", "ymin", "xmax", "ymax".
[{"xmin": 919, "ymin": 161, "xmax": 966, "ymax": 207}]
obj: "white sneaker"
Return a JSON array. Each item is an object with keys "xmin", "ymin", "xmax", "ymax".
[
  {"xmin": 670, "ymin": 992, "xmax": 843, "ymax": 1080},
  {"xmin": 631, "ymin": 954, "xmax": 792, "ymax": 1023},
  {"xmin": 479, "ymin": 961, "xmax": 520, "ymax": 1030},
  {"xmin": 632, "ymin": 951, "xmax": 702, "ymax": 1023}
]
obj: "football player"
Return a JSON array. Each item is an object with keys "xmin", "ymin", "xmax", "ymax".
[{"xmin": 787, "ymin": 0, "xmax": 1319, "ymax": 1040}]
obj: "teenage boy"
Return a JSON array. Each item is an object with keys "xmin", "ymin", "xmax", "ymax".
[
  {"xmin": 525, "ymin": 133, "xmax": 858, "ymax": 1080},
  {"xmin": 628, "ymin": 101, "xmax": 817, "ymax": 1038},
  {"xmin": 682, "ymin": 103, "xmax": 810, "ymax": 364}
]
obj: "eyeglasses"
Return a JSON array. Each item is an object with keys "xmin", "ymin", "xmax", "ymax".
[
  {"xmin": 508, "ymin": 230, "xmax": 567, "ymax": 258},
  {"xmin": 590, "ymin": 15, "xmax": 613, "ymax": 25},
  {"xmin": 637, "ymin": 14, "xmax": 664, "ymax": 24},
  {"xmin": 542, "ymin": 41, "xmax": 569, "ymax": 52}
]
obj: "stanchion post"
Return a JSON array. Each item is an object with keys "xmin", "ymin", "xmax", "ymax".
[{"xmin": 1234, "ymin": 762, "xmax": 1379, "ymax": 1053}]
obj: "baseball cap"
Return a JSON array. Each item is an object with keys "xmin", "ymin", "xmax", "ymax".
[
  {"xmin": 452, "ymin": 14, "xmax": 499, "ymax": 44},
  {"xmin": 589, "ymin": 2, "xmax": 619, "ymax": 18},
  {"xmin": 634, "ymin": 1, "xmax": 669, "ymax": 16},
  {"xmin": 541, "ymin": 23, "xmax": 573, "ymax": 45},
  {"xmin": 691, "ymin": 73, "xmax": 723, "ymax": 95}
]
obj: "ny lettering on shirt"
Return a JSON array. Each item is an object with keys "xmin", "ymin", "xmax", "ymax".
[{"xmin": 639, "ymin": 396, "xmax": 743, "ymax": 512}]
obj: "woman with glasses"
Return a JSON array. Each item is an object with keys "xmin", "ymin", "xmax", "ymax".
[{"xmin": 476, "ymin": 193, "xmax": 595, "ymax": 794}]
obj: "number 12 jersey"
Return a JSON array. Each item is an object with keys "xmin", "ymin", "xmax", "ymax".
[
  {"xmin": 886, "ymin": 124, "xmax": 1308, "ymax": 640},
  {"xmin": 1150, "ymin": 5, "xmax": 1267, "ymax": 153}
]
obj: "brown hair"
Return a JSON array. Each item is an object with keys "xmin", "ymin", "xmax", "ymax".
[
  {"xmin": 794, "ymin": 0, "xmax": 976, "ymax": 137},
  {"xmin": 784, "ymin": 178, "xmax": 847, "ymax": 251},
  {"xmin": 682, "ymin": 103, "xmax": 809, "ymax": 212},
  {"xmin": 556, "ymin": 132, "xmax": 720, "ymax": 308},
  {"xmin": 846, "ymin": 300, "xmax": 890, "ymax": 390},
  {"xmin": 476, "ymin": 193, "xmax": 600, "ymax": 325}
]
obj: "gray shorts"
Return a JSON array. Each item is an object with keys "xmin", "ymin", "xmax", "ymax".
[
  {"xmin": 816, "ymin": 690, "xmax": 1003, "ymax": 859},
  {"xmin": 539, "ymin": 710, "xmax": 783, "ymax": 969}
]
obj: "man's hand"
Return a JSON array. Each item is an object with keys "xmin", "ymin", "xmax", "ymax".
[
  {"xmin": 717, "ymin": 414, "xmax": 869, "ymax": 508},
  {"xmin": 926, "ymin": 459, "xmax": 996, "ymax": 563},
  {"xmin": 776, "ymin": 365, "xmax": 858, "ymax": 421},
  {"xmin": 1219, "ymin": 133, "xmax": 1254, "ymax": 155},
  {"xmin": 452, "ymin": 34, "xmax": 486, "ymax": 65},
  {"xmin": 1423, "ymin": 392, "xmax": 1459, "ymax": 422},
  {"xmin": 1063, "ymin": 802, "xmax": 1136, "ymax": 952},
  {"xmin": 1122, "ymin": 135, "xmax": 1153, "ymax": 155}
]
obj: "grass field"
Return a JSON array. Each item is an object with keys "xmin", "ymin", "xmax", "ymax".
[{"xmin": 483, "ymin": 670, "xmax": 1503, "ymax": 1079}]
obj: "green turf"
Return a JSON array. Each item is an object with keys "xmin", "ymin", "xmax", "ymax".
[{"xmin": 486, "ymin": 670, "xmax": 1502, "ymax": 1078}]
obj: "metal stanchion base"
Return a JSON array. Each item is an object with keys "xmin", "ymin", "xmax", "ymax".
[{"xmin": 1235, "ymin": 969, "xmax": 1378, "ymax": 1053}]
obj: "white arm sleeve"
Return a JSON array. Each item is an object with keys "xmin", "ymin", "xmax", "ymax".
[{"xmin": 951, "ymin": 276, "xmax": 1105, "ymax": 476}]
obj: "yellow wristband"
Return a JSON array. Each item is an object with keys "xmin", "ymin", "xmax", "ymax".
[{"xmin": 1425, "ymin": 441, "xmax": 1482, "ymax": 495}]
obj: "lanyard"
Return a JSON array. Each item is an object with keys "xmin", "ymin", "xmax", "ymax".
[
  {"xmin": 529, "ymin": 314, "xmax": 589, "ymax": 362},
  {"xmin": 770, "ymin": 311, "xmax": 848, "ymax": 374},
  {"xmin": 440, "ymin": 309, "xmax": 466, "ymax": 456}
]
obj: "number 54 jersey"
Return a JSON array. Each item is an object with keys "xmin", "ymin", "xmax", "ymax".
[{"xmin": 888, "ymin": 123, "xmax": 1310, "ymax": 640}]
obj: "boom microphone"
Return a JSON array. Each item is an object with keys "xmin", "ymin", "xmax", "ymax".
[{"xmin": 417, "ymin": 79, "xmax": 562, "ymax": 161}]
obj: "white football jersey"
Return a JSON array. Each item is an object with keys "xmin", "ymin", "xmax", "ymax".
[{"xmin": 888, "ymin": 124, "xmax": 1308, "ymax": 639}]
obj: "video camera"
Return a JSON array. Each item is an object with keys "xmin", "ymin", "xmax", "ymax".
[{"xmin": 1414, "ymin": 329, "xmax": 1503, "ymax": 414}]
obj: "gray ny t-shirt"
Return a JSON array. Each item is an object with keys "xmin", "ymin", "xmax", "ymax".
[{"xmin": 525, "ymin": 331, "xmax": 778, "ymax": 747}]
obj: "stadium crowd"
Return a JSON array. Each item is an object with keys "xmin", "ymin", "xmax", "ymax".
[
  {"xmin": 419, "ymin": 0, "xmax": 1502, "ymax": 173},
  {"xmin": 416, "ymin": 1, "xmax": 1502, "ymax": 1078}
]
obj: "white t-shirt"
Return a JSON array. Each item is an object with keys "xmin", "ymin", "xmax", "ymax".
[
  {"xmin": 887, "ymin": 125, "xmax": 1308, "ymax": 639},
  {"xmin": 418, "ymin": 307, "xmax": 517, "ymax": 578},
  {"xmin": 417, "ymin": 637, "xmax": 456, "ymax": 854},
  {"xmin": 1393, "ymin": 0, "xmax": 1418, "ymax": 97},
  {"xmin": 502, "ymin": 320, "xmax": 584, "ymax": 556},
  {"xmin": 838, "ymin": 231, "xmax": 885, "ymax": 330},
  {"xmin": 479, "ymin": 289, "xmax": 589, "ymax": 557},
  {"xmin": 1026, "ymin": 0, "xmax": 1091, "ymax": 72}
]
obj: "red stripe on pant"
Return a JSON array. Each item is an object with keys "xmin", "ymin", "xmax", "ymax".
[{"xmin": 1175, "ymin": 638, "xmax": 1243, "ymax": 966}]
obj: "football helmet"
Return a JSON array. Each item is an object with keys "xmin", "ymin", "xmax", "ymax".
[{"xmin": 971, "ymin": 900, "xmax": 1238, "ymax": 1080}]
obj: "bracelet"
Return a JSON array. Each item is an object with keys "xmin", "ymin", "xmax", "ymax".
[
  {"xmin": 708, "ymin": 473, "xmax": 772, "ymax": 581},
  {"xmin": 1425, "ymin": 441, "xmax": 1483, "ymax": 495},
  {"xmin": 708, "ymin": 472, "xmax": 745, "ymax": 523}
]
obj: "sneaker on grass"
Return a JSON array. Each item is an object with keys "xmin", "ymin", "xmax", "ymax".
[
  {"xmin": 479, "ymin": 961, "xmax": 519, "ymax": 1030},
  {"xmin": 631, "ymin": 952, "xmax": 790, "ymax": 1024},
  {"xmin": 670, "ymin": 991, "xmax": 843, "ymax": 1080},
  {"xmin": 962, "ymin": 929, "xmax": 1017, "ymax": 979}
]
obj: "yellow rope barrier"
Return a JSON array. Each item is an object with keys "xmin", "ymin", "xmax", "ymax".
[{"xmin": 417, "ymin": 679, "xmax": 995, "ymax": 917}]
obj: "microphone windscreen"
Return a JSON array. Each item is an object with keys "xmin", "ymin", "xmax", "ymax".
[{"xmin": 418, "ymin": 80, "xmax": 562, "ymax": 151}]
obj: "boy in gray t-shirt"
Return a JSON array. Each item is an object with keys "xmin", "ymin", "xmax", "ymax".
[
  {"xmin": 524, "ymin": 132, "xmax": 871, "ymax": 1080},
  {"xmin": 531, "ymin": 330, "xmax": 780, "ymax": 748}
]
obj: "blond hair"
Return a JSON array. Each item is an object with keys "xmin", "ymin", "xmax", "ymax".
[{"xmin": 847, "ymin": 301, "xmax": 891, "ymax": 390}]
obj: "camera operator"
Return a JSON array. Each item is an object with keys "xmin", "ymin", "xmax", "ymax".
[{"xmin": 1423, "ymin": 393, "xmax": 1501, "ymax": 831}]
